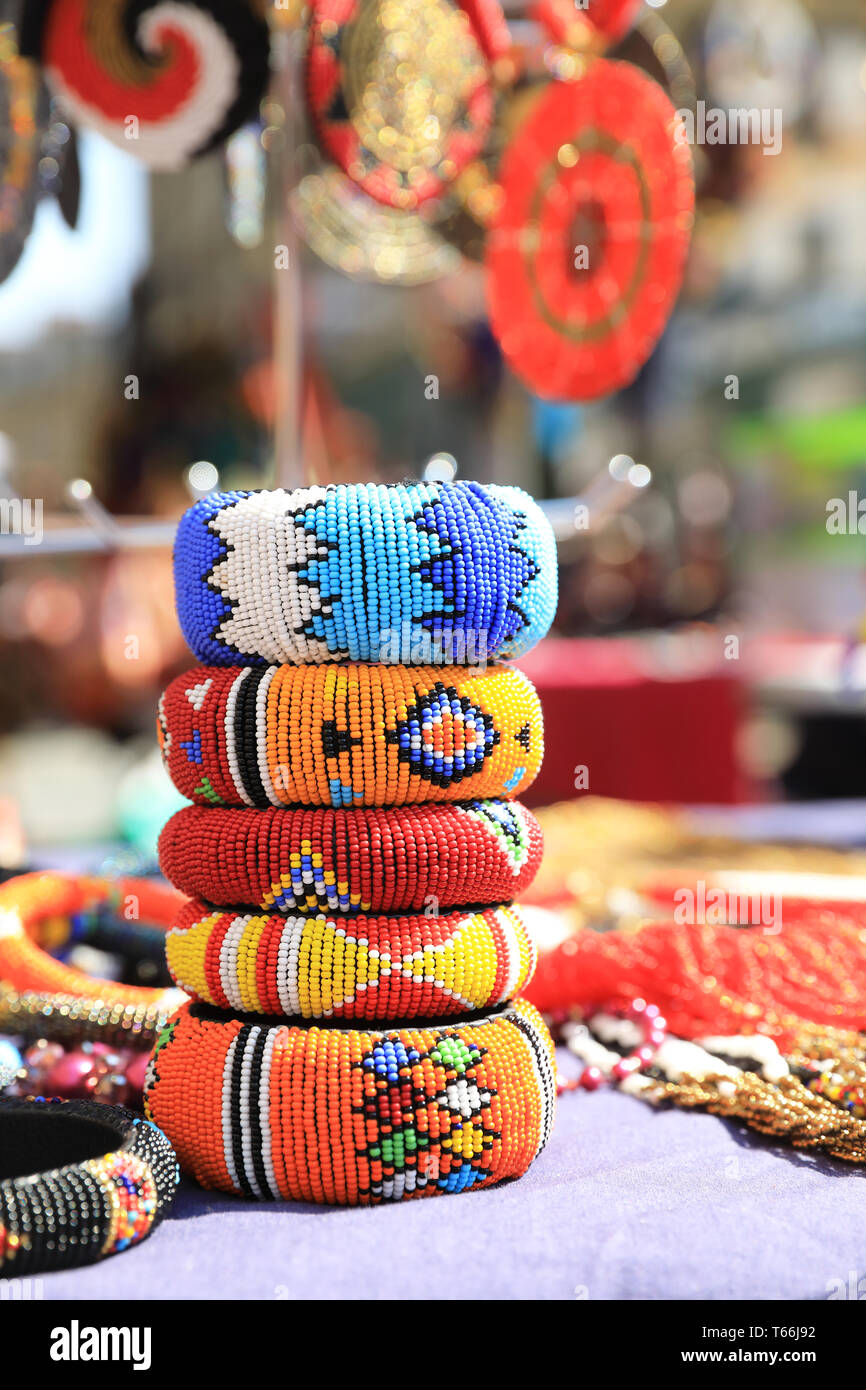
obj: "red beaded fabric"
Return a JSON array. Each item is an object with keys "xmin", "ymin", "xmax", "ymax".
[
  {"xmin": 526, "ymin": 906, "xmax": 866, "ymax": 1051},
  {"xmin": 158, "ymin": 801, "xmax": 542, "ymax": 916}
]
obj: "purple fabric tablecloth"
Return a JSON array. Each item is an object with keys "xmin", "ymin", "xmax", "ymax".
[{"xmin": 39, "ymin": 1064, "xmax": 866, "ymax": 1302}]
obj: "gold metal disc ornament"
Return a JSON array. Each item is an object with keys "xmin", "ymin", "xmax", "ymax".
[
  {"xmin": 291, "ymin": 160, "xmax": 462, "ymax": 285},
  {"xmin": 306, "ymin": 0, "xmax": 499, "ymax": 211}
]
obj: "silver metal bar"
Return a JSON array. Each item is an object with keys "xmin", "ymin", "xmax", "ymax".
[
  {"xmin": 0, "ymin": 475, "xmax": 645, "ymax": 556},
  {"xmin": 0, "ymin": 520, "xmax": 177, "ymax": 556},
  {"xmin": 272, "ymin": 25, "xmax": 306, "ymax": 488}
]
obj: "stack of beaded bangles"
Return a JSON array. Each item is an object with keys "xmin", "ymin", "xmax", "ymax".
[
  {"xmin": 158, "ymin": 661, "xmax": 543, "ymax": 807},
  {"xmin": 165, "ymin": 898, "xmax": 537, "ymax": 1019},
  {"xmin": 0, "ymin": 1097, "xmax": 178, "ymax": 1274},
  {"xmin": 173, "ymin": 482, "xmax": 557, "ymax": 666},
  {"xmin": 0, "ymin": 872, "xmax": 184, "ymax": 1019},
  {"xmin": 144, "ymin": 997, "xmax": 555, "ymax": 1203},
  {"xmin": 159, "ymin": 800, "xmax": 543, "ymax": 916}
]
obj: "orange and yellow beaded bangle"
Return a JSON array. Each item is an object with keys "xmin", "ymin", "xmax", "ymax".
[
  {"xmin": 0, "ymin": 872, "xmax": 184, "ymax": 1011},
  {"xmin": 157, "ymin": 661, "xmax": 543, "ymax": 808},
  {"xmin": 144, "ymin": 997, "xmax": 555, "ymax": 1203},
  {"xmin": 158, "ymin": 801, "xmax": 543, "ymax": 917},
  {"xmin": 165, "ymin": 897, "xmax": 538, "ymax": 1020}
]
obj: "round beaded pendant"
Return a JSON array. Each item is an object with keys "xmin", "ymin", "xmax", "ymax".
[
  {"xmin": 485, "ymin": 60, "xmax": 694, "ymax": 401},
  {"xmin": 306, "ymin": 0, "xmax": 499, "ymax": 211}
]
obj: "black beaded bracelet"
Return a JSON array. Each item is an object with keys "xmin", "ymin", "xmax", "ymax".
[{"xmin": 0, "ymin": 1097, "xmax": 179, "ymax": 1275}]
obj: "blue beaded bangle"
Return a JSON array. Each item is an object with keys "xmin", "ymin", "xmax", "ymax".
[{"xmin": 173, "ymin": 481, "xmax": 557, "ymax": 666}]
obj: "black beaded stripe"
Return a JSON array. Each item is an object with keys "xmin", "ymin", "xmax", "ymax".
[
  {"xmin": 10, "ymin": 1169, "xmax": 106, "ymax": 1276},
  {"xmin": 321, "ymin": 718, "xmax": 362, "ymax": 761},
  {"xmin": 233, "ymin": 667, "xmax": 269, "ymax": 808},
  {"xmin": 228, "ymin": 1024, "xmax": 257, "ymax": 1197},
  {"xmin": 61, "ymin": 1166, "xmax": 109, "ymax": 1272},
  {"xmin": 470, "ymin": 800, "xmax": 526, "ymax": 854},
  {"xmin": 246, "ymin": 1026, "xmax": 272, "ymax": 1199},
  {"xmin": 509, "ymin": 1012, "xmax": 556, "ymax": 1153}
]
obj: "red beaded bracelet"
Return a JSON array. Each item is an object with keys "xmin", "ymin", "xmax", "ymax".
[
  {"xmin": 165, "ymin": 897, "xmax": 537, "ymax": 1020},
  {"xmin": 158, "ymin": 800, "xmax": 542, "ymax": 917},
  {"xmin": 144, "ymin": 997, "xmax": 556, "ymax": 1203}
]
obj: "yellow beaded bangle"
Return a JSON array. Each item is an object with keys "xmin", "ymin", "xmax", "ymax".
[{"xmin": 165, "ymin": 897, "xmax": 538, "ymax": 1020}]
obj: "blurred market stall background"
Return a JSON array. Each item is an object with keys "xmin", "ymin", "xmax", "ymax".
[{"xmin": 0, "ymin": 0, "xmax": 865, "ymax": 869}]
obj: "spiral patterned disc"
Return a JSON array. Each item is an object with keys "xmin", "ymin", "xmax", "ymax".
[{"xmin": 24, "ymin": 0, "xmax": 271, "ymax": 171}]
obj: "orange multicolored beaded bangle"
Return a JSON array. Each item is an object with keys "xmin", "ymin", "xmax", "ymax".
[
  {"xmin": 144, "ymin": 997, "xmax": 555, "ymax": 1203},
  {"xmin": 157, "ymin": 661, "xmax": 543, "ymax": 808},
  {"xmin": 0, "ymin": 872, "xmax": 184, "ymax": 1011},
  {"xmin": 165, "ymin": 897, "xmax": 538, "ymax": 1020},
  {"xmin": 158, "ymin": 801, "xmax": 543, "ymax": 916}
]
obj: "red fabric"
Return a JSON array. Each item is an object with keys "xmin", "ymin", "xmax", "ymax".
[
  {"xmin": 518, "ymin": 637, "xmax": 747, "ymax": 806},
  {"xmin": 533, "ymin": 0, "xmax": 641, "ymax": 46}
]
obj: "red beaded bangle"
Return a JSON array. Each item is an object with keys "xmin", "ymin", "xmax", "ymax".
[
  {"xmin": 165, "ymin": 897, "xmax": 538, "ymax": 1020},
  {"xmin": 144, "ymin": 997, "xmax": 556, "ymax": 1203},
  {"xmin": 158, "ymin": 801, "xmax": 542, "ymax": 917}
]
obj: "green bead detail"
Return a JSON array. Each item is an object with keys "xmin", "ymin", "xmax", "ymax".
[
  {"xmin": 431, "ymin": 1036, "xmax": 474, "ymax": 1074},
  {"xmin": 193, "ymin": 776, "xmax": 224, "ymax": 805}
]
